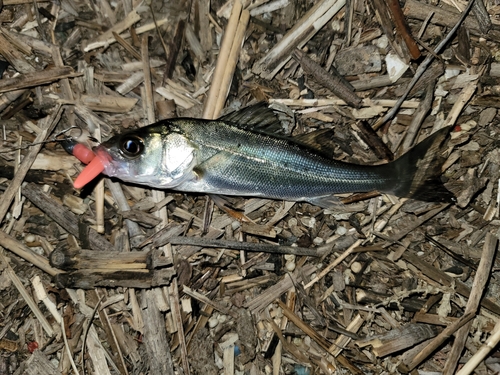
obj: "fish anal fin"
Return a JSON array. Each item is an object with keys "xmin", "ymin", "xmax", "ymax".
[{"xmin": 306, "ymin": 195, "xmax": 365, "ymax": 212}]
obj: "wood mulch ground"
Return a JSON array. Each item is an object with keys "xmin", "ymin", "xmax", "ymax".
[{"xmin": 0, "ymin": 0, "xmax": 500, "ymax": 374}]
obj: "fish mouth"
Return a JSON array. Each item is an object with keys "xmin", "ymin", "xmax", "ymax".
[{"xmin": 73, "ymin": 146, "xmax": 113, "ymax": 189}]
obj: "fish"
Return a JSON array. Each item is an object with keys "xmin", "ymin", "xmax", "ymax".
[{"xmin": 70, "ymin": 104, "xmax": 454, "ymax": 206}]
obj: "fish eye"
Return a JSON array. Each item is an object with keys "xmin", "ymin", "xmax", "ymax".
[{"xmin": 120, "ymin": 136, "xmax": 144, "ymax": 157}]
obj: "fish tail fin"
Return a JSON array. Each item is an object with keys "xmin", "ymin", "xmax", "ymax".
[{"xmin": 383, "ymin": 126, "xmax": 455, "ymax": 202}]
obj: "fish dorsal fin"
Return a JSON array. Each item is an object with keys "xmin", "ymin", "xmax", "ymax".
[
  {"xmin": 220, "ymin": 103, "xmax": 339, "ymax": 157},
  {"xmin": 218, "ymin": 102, "xmax": 284, "ymax": 133}
]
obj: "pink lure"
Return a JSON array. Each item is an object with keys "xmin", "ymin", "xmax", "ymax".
[{"xmin": 70, "ymin": 144, "xmax": 107, "ymax": 189}]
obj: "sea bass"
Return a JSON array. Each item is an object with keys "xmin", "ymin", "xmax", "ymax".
[{"xmin": 70, "ymin": 105, "xmax": 454, "ymax": 206}]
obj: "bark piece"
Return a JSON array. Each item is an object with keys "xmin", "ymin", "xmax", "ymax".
[
  {"xmin": 22, "ymin": 183, "xmax": 116, "ymax": 252},
  {"xmin": 357, "ymin": 323, "xmax": 439, "ymax": 357}
]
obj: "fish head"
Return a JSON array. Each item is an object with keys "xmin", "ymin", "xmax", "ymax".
[{"xmin": 74, "ymin": 124, "xmax": 197, "ymax": 189}]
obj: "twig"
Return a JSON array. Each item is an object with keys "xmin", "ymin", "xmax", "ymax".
[
  {"xmin": 93, "ymin": 126, "xmax": 105, "ymax": 234},
  {"xmin": 0, "ymin": 227, "xmax": 61, "ymax": 276},
  {"xmin": 402, "ymin": 252, "xmax": 500, "ymax": 315},
  {"xmin": 457, "ymin": 316, "xmax": 500, "ymax": 374},
  {"xmin": 0, "ymin": 253, "xmax": 54, "ymax": 336},
  {"xmin": 106, "ymin": 180, "xmax": 144, "ymax": 247},
  {"xmin": 271, "ymin": 98, "xmax": 420, "ymax": 108},
  {"xmin": 167, "ymin": 236, "xmax": 320, "ymax": 256},
  {"xmin": 472, "ymin": 0, "xmax": 491, "ymax": 34},
  {"xmin": 402, "ymin": 312, "xmax": 475, "ymax": 371},
  {"xmin": 0, "ymin": 30, "xmax": 35, "ymax": 73},
  {"xmin": 94, "ymin": 290, "xmax": 129, "ymax": 375},
  {"xmin": 373, "ymin": 0, "xmax": 476, "ymax": 130},
  {"xmin": 417, "ymin": 10, "xmax": 435, "ymax": 39},
  {"xmin": 142, "ymin": 34, "xmax": 168, "ymax": 233},
  {"xmin": 249, "ymin": 0, "xmax": 289, "ymax": 16},
  {"xmin": 0, "ymin": 104, "xmax": 62, "ymax": 224},
  {"xmin": 61, "ymin": 310, "xmax": 80, "ymax": 375},
  {"xmin": 142, "ymin": 289, "xmax": 175, "ymax": 374},
  {"xmin": 252, "ymin": 0, "xmax": 346, "ymax": 79},
  {"xmin": 304, "ymin": 239, "xmax": 362, "ymax": 289},
  {"xmin": 442, "ymin": 233, "xmax": 498, "ymax": 374},
  {"xmin": 384, "ymin": 204, "xmax": 449, "ymax": 243},
  {"xmin": 425, "ymin": 234, "xmax": 477, "ymax": 270},
  {"xmin": 404, "ymin": 0, "xmax": 494, "ymax": 38},
  {"xmin": 149, "ymin": 3, "xmax": 169, "ymax": 71},
  {"xmin": 329, "ymin": 314, "xmax": 364, "ymax": 357},
  {"xmin": 169, "ymin": 279, "xmax": 191, "ymax": 375},
  {"xmin": 84, "ymin": 15, "xmax": 171, "ymax": 51},
  {"xmin": 345, "ymin": 0, "xmax": 354, "ymax": 45},
  {"xmin": 355, "ymin": 121, "xmax": 394, "ymax": 160},
  {"xmin": 82, "ymin": 296, "xmax": 104, "ymax": 375},
  {"xmin": 267, "ymin": 318, "xmax": 310, "ymax": 363},
  {"xmin": 399, "ymin": 81, "xmax": 435, "ymax": 154},
  {"xmin": 141, "ymin": 35, "xmax": 155, "ymax": 122},
  {"xmin": 387, "ymin": 0, "xmax": 421, "ymax": 60},
  {"xmin": 22, "ymin": 183, "xmax": 116, "ymax": 252},
  {"xmin": 32, "ymin": 276, "xmax": 62, "ymax": 325},
  {"xmin": 84, "ymin": 9, "xmax": 141, "ymax": 51},
  {"xmin": 187, "ymin": 305, "xmax": 214, "ymax": 350},
  {"xmin": 163, "ymin": 20, "xmax": 185, "ymax": 82},
  {"xmin": 293, "ymin": 49, "xmax": 362, "ymax": 108},
  {"xmin": 244, "ymin": 265, "xmax": 316, "ymax": 312},
  {"xmin": 112, "ymin": 31, "xmax": 141, "ymax": 60},
  {"xmin": 371, "ymin": 198, "xmax": 407, "ymax": 234},
  {"xmin": 183, "ymin": 285, "xmax": 237, "ymax": 318},
  {"xmin": 112, "ymin": 31, "xmax": 162, "ymax": 83},
  {"xmin": 277, "ymin": 300, "xmax": 334, "ymax": 352},
  {"xmin": 432, "ymin": 80, "xmax": 477, "ymax": 132},
  {"xmin": 51, "ymin": 45, "xmax": 74, "ymax": 101}
]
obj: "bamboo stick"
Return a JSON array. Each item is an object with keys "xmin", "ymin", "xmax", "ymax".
[
  {"xmin": 142, "ymin": 37, "xmax": 168, "ymax": 235},
  {"xmin": 203, "ymin": 0, "xmax": 242, "ymax": 119},
  {"xmin": 457, "ymin": 320, "xmax": 500, "ymax": 375},
  {"xmin": 94, "ymin": 129, "xmax": 105, "ymax": 234},
  {"xmin": 213, "ymin": 8, "xmax": 250, "ymax": 116}
]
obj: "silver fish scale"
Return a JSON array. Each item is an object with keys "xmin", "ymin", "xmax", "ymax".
[
  {"xmin": 197, "ymin": 151, "xmax": 390, "ymax": 200},
  {"xmin": 170, "ymin": 119, "xmax": 393, "ymax": 200}
]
